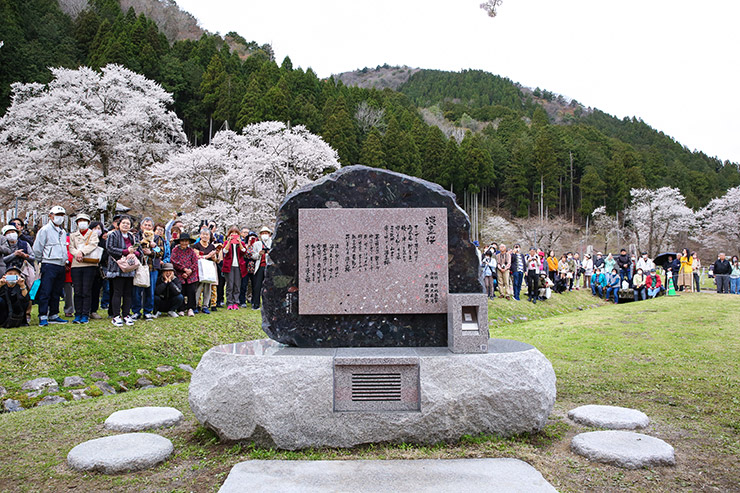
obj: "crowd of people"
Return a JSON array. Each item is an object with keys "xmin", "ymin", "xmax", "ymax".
[
  {"xmin": 479, "ymin": 242, "xmax": 740, "ymax": 305},
  {"xmin": 0, "ymin": 207, "xmax": 274, "ymax": 328}
]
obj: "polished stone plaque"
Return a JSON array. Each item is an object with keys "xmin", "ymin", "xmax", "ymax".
[{"xmin": 298, "ymin": 208, "xmax": 449, "ymax": 315}]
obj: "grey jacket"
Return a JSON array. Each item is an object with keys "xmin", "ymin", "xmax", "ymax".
[
  {"xmin": 32, "ymin": 223, "xmax": 68, "ymax": 267},
  {"xmin": 0, "ymin": 236, "xmax": 12, "ymax": 275}
]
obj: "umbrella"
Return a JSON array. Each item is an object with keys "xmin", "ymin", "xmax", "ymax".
[{"xmin": 653, "ymin": 252, "xmax": 678, "ymax": 269}]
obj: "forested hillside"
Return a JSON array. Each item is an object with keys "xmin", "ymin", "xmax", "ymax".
[{"xmin": 1, "ymin": 0, "xmax": 738, "ymax": 221}]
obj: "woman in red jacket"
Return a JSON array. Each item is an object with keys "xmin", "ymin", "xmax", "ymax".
[{"xmin": 222, "ymin": 226, "xmax": 249, "ymax": 310}]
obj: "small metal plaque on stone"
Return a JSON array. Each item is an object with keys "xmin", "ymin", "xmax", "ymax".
[{"xmin": 298, "ymin": 208, "xmax": 449, "ymax": 315}]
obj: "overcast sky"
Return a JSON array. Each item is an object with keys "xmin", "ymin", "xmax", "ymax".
[{"xmin": 175, "ymin": 0, "xmax": 740, "ymax": 164}]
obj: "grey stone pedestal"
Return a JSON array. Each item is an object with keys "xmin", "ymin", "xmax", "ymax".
[{"xmin": 189, "ymin": 338, "xmax": 556, "ymax": 450}]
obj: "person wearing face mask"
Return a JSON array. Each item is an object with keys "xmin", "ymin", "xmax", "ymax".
[
  {"xmin": 9, "ymin": 218, "xmax": 34, "ymax": 246},
  {"xmin": 632, "ymin": 268, "xmax": 647, "ymax": 301},
  {"xmin": 88, "ymin": 221, "xmax": 106, "ymax": 319},
  {"xmin": 32, "ymin": 206, "xmax": 70, "ymax": 326},
  {"xmin": 635, "ymin": 252, "xmax": 654, "ymax": 274},
  {"xmin": 0, "ymin": 266, "xmax": 30, "ymax": 327},
  {"xmin": 239, "ymin": 231, "xmax": 259, "ymax": 307},
  {"xmin": 68, "ymin": 214, "xmax": 99, "ymax": 324},
  {"xmin": 250, "ymin": 226, "xmax": 272, "ymax": 310},
  {"xmin": 606, "ymin": 268, "xmax": 621, "ymax": 304},
  {"xmin": 2, "ymin": 224, "xmax": 34, "ymax": 273}
]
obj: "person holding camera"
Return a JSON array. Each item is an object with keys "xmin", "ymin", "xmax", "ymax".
[
  {"xmin": 222, "ymin": 226, "xmax": 249, "ymax": 310},
  {"xmin": 249, "ymin": 226, "xmax": 272, "ymax": 310},
  {"xmin": 0, "ymin": 266, "xmax": 30, "ymax": 327}
]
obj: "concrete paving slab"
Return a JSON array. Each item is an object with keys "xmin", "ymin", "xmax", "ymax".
[
  {"xmin": 571, "ymin": 430, "xmax": 675, "ymax": 469},
  {"xmin": 218, "ymin": 458, "xmax": 558, "ymax": 493},
  {"xmin": 568, "ymin": 404, "xmax": 649, "ymax": 429},
  {"xmin": 67, "ymin": 433, "xmax": 173, "ymax": 474},
  {"xmin": 104, "ymin": 406, "xmax": 184, "ymax": 432}
]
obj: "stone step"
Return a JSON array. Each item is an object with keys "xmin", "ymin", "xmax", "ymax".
[{"xmin": 219, "ymin": 459, "xmax": 557, "ymax": 493}]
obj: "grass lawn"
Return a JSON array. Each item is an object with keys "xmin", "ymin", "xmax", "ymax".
[{"xmin": 0, "ymin": 291, "xmax": 738, "ymax": 492}]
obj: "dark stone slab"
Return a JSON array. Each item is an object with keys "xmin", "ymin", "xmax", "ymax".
[{"xmin": 261, "ymin": 165, "xmax": 483, "ymax": 347}]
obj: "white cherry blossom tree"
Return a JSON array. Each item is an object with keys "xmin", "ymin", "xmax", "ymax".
[
  {"xmin": 0, "ymin": 64, "xmax": 186, "ymax": 218},
  {"xmin": 624, "ymin": 187, "xmax": 696, "ymax": 256},
  {"xmin": 152, "ymin": 122, "xmax": 340, "ymax": 228},
  {"xmin": 697, "ymin": 186, "xmax": 740, "ymax": 255}
]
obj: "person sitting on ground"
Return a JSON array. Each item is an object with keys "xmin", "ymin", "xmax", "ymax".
[
  {"xmin": 633, "ymin": 268, "xmax": 647, "ymax": 301},
  {"xmin": 0, "ymin": 266, "xmax": 30, "ymax": 327},
  {"xmin": 646, "ymin": 269, "xmax": 663, "ymax": 298},
  {"xmin": 538, "ymin": 272, "xmax": 553, "ymax": 300},
  {"xmin": 591, "ymin": 268, "xmax": 605, "ymax": 297},
  {"xmin": 606, "ymin": 268, "xmax": 621, "ymax": 304},
  {"xmin": 170, "ymin": 233, "xmax": 199, "ymax": 316},
  {"xmin": 154, "ymin": 263, "xmax": 183, "ymax": 317}
]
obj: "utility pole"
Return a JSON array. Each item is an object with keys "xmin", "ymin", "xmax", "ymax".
[{"xmin": 569, "ymin": 150, "xmax": 574, "ymax": 223}]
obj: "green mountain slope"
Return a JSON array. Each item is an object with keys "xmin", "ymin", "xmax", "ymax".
[{"xmin": 1, "ymin": 0, "xmax": 738, "ymax": 219}]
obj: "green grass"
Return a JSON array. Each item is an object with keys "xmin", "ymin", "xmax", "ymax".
[{"xmin": 1, "ymin": 291, "xmax": 739, "ymax": 492}]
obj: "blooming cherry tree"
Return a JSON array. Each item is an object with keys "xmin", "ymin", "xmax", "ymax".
[
  {"xmin": 152, "ymin": 122, "xmax": 340, "ymax": 228},
  {"xmin": 0, "ymin": 64, "xmax": 186, "ymax": 217},
  {"xmin": 697, "ymin": 186, "xmax": 740, "ymax": 254},
  {"xmin": 624, "ymin": 187, "xmax": 696, "ymax": 256}
]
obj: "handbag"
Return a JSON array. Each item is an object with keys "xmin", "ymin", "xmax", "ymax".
[
  {"xmin": 198, "ymin": 258, "xmax": 218, "ymax": 284},
  {"xmin": 29, "ymin": 279, "xmax": 41, "ymax": 301},
  {"xmin": 82, "ymin": 246, "xmax": 104, "ymax": 264},
  {"xmin": 116, "ymin": 254, "xmax": 141, "ymax": 273},
  {"xmin": 134, "ymin": 263, "xmax": 150, "ymax": 287},
  {"xmin": 21, "ymin": 260, "xmax": 37, "ymax": 286}
]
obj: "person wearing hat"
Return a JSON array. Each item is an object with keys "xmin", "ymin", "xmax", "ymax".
[
  {"xmin": 0, "ymin": 266, "xmax": 30, "ymax": 327},
  {"xmin": 239, "ymin": 231, "xmax": 259, "ymax": 307},
  {"xmin": 581, "ymin": 253, "xmax": 594, "ymax": 290},
  {"xmin": 249, "ymin": 226, "xmax": 272, "ymax": 310},
  {"xmin": 154, "ymin": 263, "xmax": 183, "ymax": 317},
  {"xmin": 32, "ymin": 206, "xmax": 70, "ymax": 326},
  {"xmin": 2, "ymin": 224, "xmax": 34, "ymax": 273},
  {"xmin": 169, "ymin": 232, "xmax": 199, "ymax": 316},
  {"xmin": 68, "ymin": 214, "xmax": 99, "ymax": 324}
]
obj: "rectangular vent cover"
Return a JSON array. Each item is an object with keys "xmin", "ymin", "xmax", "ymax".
[
  {"xmin": 334, "ymin": 363, "xmax": 420, "ymax": 412},
  {"xmin": 351, "ymin": 372, "xmax": 402, "ymax": 401}
]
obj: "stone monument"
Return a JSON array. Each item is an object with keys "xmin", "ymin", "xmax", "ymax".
[{"xmin": 189, "ymin": 165, "xmax": 556, "ymax": 449}]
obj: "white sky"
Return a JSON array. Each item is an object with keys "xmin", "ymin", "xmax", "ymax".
[{"xmin": 175, "ymin": 0, "xmax": 740, "ymax": 164}]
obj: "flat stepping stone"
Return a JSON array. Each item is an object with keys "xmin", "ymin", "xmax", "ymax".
[
  {"xmin": 104, "ymin": 406, "xmax": 183, "ymax": 432},
  {"xmin": 67, "ymin": 433, "xmax": 173, "ymax": 473},
  {"xmin": 571, "ymin": 430, "xmax": 675, "ymax": 469},
  {"xmin": 219, "ymin": 459, "xmax": 557, "ymax": 492},
  {"xmin": 568, "ymin": 404, "xmax": 649, "ymax": 429}
]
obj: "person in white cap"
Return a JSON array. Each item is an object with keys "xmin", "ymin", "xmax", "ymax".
[
  {"xmin": 32, "ymin": 206, "xmax": 70, "ymax": 326},
  {"xmin": 249, "ymin": 226, "xmax": 272, "ymax": 310},
  {"xmin": 2, "ymin": 224, "xmax": 34, "ymax": 273},
  {"xmin": 68, "ymin": 213, "xmax": 99, "ymax": 324}
]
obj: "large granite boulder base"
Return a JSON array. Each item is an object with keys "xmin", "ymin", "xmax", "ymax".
[
  {"xmin": 189, "ymin": 339, "xmax": 556, "ymax": 449},
  {"xmin": 261, "ymin": 165, "xmax": 483, "ymax": 348}
]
